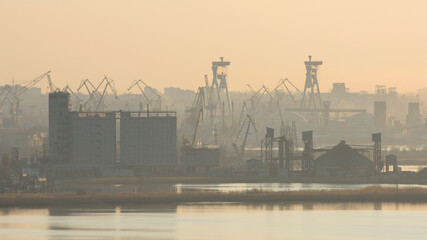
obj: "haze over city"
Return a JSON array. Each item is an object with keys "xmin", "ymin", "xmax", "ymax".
[
  {"xmin": 2, "ymin": 1, "xmax": 427, "ymax": 240},
  {"xmin": 1, "ymin": 0, "xmax": 427, "ymax": 93}
]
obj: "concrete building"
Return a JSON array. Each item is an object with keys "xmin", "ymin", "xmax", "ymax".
[
  {"xmin": 331, "ymin": 83, "xmax": 347, "ymax": 95},
  {"xmin": 315, "ymin": 141, "xmax": 374, "ymax": 177},
  {"xmin": 374, "ymin": 101, "xmax": 387, "ymax": 129},
  {"xmin": 406, "ymin": 102, "xmax": 422, "ymax": 128},
  {"xmin": 68, "ymin": 112, "xmax": 116, "ymax": 164},
  {"xmin": 49, "ymin": 92, "xmax": 178, "ymax": 175},
  {"xmin": 48, "ymin": 92, "xmax": 71, "ymax": 163},
  {"xmin": 181, "ymin": 147, "xmax": 220, "ymax": 167},
  {"xmin": 120, "ymin": 111, "xmax": 177, "ymax": 167}
]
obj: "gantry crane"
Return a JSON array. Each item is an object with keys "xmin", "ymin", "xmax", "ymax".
[{"xmin": 209, "ymin": 57, "xmax": 231, "ymax": 130}]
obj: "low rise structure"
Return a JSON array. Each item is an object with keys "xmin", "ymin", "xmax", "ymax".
[{"xmin": 315, "ymin": 141, "xmax": 374, "ymax": 177}]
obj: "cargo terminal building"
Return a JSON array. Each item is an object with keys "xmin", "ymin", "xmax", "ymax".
[{"xmin": 49, "ymin": 92, "xmax": 177, "ymax": 176}]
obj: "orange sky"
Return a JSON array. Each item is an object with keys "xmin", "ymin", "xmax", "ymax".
[{"xmin": 1, "ymin": 0, "xmax": 426, "ymax": 94}]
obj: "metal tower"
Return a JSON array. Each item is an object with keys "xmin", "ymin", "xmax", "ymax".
[
  {"xmin": 301, "ymin": 56, "xmax": 323, "ymax": 124},
  {"xmin": 209, "ymin": 57, "xmax": 231, "ymax": 128}
]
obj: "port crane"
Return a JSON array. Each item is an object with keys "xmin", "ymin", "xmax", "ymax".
[
  {"xmin": 249, "ymin": 85, "xmax": 275, "ymax": 108},
  {"xmin": 246, "ymin": 84, "xmax": 256, "ymax": 94},
  {"xmin": 0, "ymin": 71, "xmax": 52, "ymax": 108},
  {"xmin": 192, "ymin": 106, "xmax": 204, "ymax": 147},
  {"xmin": 186, "ymin": 86, "xmax": 206, "ymax": 120},
  {"xmin": 274, "ymin": 78, "xmax": 303, "ymax": 107},
  {"xmin": 63, "ymin": 84, "xmax": 83, "ymax": 111},
  {"xmin": 95, "ymin": 76, "xmax": 118, "ymax": 111},
  {"xmin": 0, "ymin": 71, "xmax": 52, "ymax": 127},
  {"xmin": 77, "ymin": 79, "xmax": 99, "ymax": 111},
  {"xmin": 182, "ymin": 106, "xmax": 204, "ymax": 148},
  {"xmin": 128, "ymin": 80, "xmax": 161, "ymax": 111},
  {"xmin": 77, "ymin": 76, "xmax": 118, "ymax": 111},
  {"xmin": 233, "ymin": 114, "xmax": 257, "ymax": 159},
  {"xmin": 237, "ymin": 101, "xmax": 249, "ymax": 128}
]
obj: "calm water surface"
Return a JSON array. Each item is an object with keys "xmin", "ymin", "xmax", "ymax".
[
  {"xmin": 1, "ymin": 203, "xmax": 427, "ymax": 240},
  {"xmin": 64, "ymin": 182, "xmax": 427, "ymax": 194}
]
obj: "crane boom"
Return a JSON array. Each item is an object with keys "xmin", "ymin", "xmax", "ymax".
[
  {"xmin": 46, "ymin": 74, "xmax": 54, "ymax": 93},
  {"xmin": 234, "ymin": 114, "xmax": 257, "ymax": 158},
  {"xmin": 128, "ymin": 79, "xmax": 161, "ymax": 110},
  {"xmin": 192, "ymin": 106, "xmax": 203, "ymax": 147}
]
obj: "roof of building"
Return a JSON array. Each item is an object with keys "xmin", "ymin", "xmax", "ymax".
[{"xmin": 315, "ymin": 141, "xmax": 374, "ymax": 169}]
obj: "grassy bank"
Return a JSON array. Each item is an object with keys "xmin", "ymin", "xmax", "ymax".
[{"xmin": 1, "ymin": 187, "xmax": 427, "ymax": 208}]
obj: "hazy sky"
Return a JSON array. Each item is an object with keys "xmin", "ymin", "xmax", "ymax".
[{"xmin": 1, "ymin": 0, "xmax": 426, "ymax": 94}]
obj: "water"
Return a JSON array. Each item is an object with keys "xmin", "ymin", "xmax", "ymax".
[
  {"xmin": 1, "ymin": 203, "xmax": 427, "ymax": 240},
  {"xmin": 174, "ymin": 182, "xmax": 427, "ymax": 193},
  {"xmin": 97, "ymin": 182, "xmax": 426, "ymax": 194},
  {"xmin": 400, "ymin": 165, "xmax": 427, "ymax": 172},
  {"xmin": 54, "ymin": 164, "xmax": 427, "ymax": 194}
]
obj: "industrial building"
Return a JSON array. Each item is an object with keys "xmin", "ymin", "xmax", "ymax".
[
  {"xmin": 181, "ymin": 146, "xmax": 220, "ymax": 173},
  {"xmin": 68, "ymin": 112, "xmax": 116, "ymax": 164},
  {"xmin": 406, "ymin": 102, "xmax": 422, "ymax": 128},
  {"xmin": 374, "ymin": 101, "xmax": 387, "ymax": 129},
  {"xmin": 49, "ymin": 91, "xmax": 71, "ymax": 163},
  {"xmin": 315, "ymin": 141, "xmax": 374, "ymax": 177},
  {"xmin": 120, "ymin": 111, "xmax": 177, "ymax": 167},
  {"xmin": 48, "ymin": 91, "xmax": 177, "ymax": 175}
]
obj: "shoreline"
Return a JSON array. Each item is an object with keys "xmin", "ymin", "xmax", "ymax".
[
  {"xmin": 62, "ymin": 176, "xmax": 427, "ymax": 185},
  {"xmin": 2, "ymin": 187, "xmax": 427, "ymax": 208}
]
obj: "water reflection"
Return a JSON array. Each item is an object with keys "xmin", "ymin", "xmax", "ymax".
[
  {"xmin": 1, "ymin": 203, "xmax": 427, "ymax": 240},
  {"xmin": 54, "ymin": 182, "xmax": 427, "ymax": 194}
]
